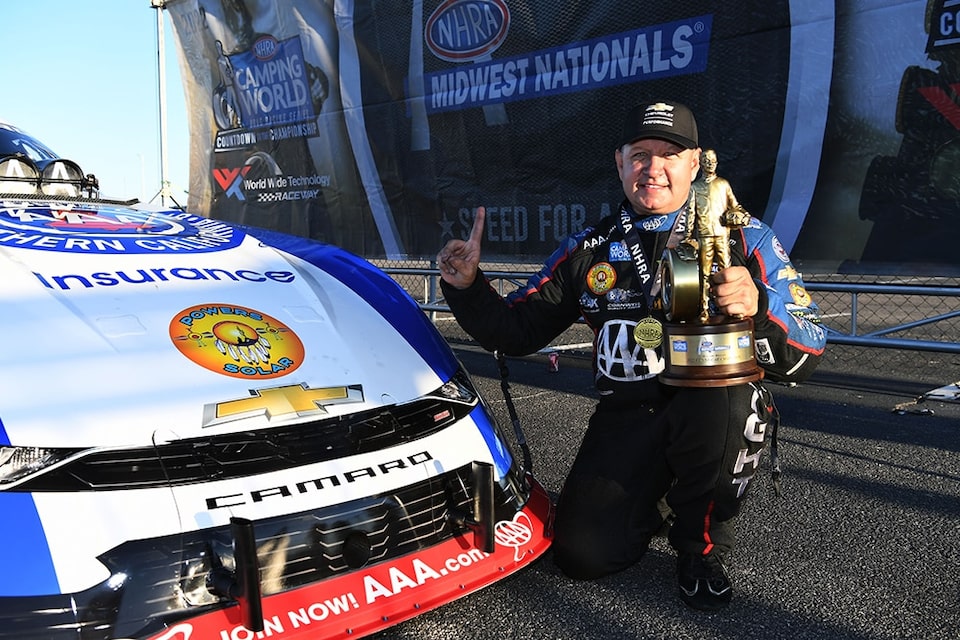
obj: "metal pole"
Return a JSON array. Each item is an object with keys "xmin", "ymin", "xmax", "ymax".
[
  {"xmin": 428, "ymin": 259, "xmax": 438, "ymax": 323},
  {"xmin": 152, "ymin": 1, "xmax": 170, "ymax": 206}
]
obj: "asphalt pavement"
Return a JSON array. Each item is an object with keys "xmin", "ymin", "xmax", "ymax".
[{"xmin": 369, "ymin": 341, "xmax": 960, "ymax": 640}]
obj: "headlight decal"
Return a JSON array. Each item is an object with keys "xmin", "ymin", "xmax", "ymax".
[{"xmin": 435, "ymin": 368, "xmax": 514, "ymax": 478}]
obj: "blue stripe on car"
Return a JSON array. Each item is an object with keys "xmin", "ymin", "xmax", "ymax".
[
  {"xmin": 241, "ymin": 226, "xmax": 459, "ymax": 379},
  {"xmin": 0, "ymin": 493, "xmax": 58, "ymax": 596},
  {"xmin": 468, "ymin": 405, "xmax": 513, "ymax": 477}
]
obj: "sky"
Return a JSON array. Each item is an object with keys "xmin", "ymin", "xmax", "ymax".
[
  {"xmin": 0, "ymin": 1, "xmax": 189, "ymax": 205},
  {"xmin": 0, "ymin": 1, "xmax": 932, "ymax": 217}
]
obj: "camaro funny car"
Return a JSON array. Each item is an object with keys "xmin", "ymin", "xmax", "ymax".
[{"xmin": 0, "ymin": 122, "xmax": 553, "ymax": 640}]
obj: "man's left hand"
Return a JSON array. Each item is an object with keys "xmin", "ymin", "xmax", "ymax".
[{"xmin": 710, "ymin": 266, "xmax": 759, "ymax": 318}]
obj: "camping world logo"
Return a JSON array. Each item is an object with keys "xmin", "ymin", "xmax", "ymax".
[
  {"xmin": 426, "ymin": 0, "xmax": 511, "ymax": 62},
  {"xmin": 170, "ymin": 304, "xmax": 304, "ymax": 379}
]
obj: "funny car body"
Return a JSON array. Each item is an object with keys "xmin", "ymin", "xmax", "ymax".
[{"xmin": 0, "ymin": 122, "xmax": 554, "ymax": 640}]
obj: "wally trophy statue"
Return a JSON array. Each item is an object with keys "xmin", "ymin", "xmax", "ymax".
[
  {"xmin": 686, "ymin": 148, "xmax": 752, "ymax": 322},
  {"xmin": 658, "ymin": 148, "xmax": 762, "ymax": 387}
]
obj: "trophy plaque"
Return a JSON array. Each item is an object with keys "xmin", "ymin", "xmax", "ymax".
[
  {"xmin": 658, "ymin": 246, "xmax": 761, "ymax": 387},
  {"xmin": 657, "ymin": 150, "xmax": 763, "ymax": 387}
]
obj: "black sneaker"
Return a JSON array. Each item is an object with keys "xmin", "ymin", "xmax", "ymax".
[{"xmin": 677, "ymin": 552, "xmax": 732, "ymax": 611}]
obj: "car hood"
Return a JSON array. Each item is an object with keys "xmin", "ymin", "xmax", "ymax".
[{"xmin": 0, "ymin": 200, "xmax": 457, "ymax": 448}]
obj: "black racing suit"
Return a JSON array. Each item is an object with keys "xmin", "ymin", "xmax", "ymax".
[{"xmin": 442, "ymin": 201, "xmax": 826, "ymax": 579}]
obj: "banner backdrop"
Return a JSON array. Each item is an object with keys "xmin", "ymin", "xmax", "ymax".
[{"xmin": 164, "ymin": 0, "xmax": 960, "ymax": 276}]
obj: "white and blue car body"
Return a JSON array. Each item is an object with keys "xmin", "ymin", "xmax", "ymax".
[{"xmin": 0, "ymin": 122, "xmax": 553, "ymax": 640}]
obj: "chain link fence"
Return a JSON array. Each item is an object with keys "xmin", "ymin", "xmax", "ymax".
[{"xmin": 376, "ymin": 260, "xmax": 960, "ymax": 390}]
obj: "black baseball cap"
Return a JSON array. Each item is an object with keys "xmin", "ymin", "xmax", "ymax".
[{"xmin": 620, "ymin": 100, "xmax": 699, "ymax": 149}]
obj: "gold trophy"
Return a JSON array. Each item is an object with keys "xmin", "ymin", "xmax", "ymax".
[{"xmin": 658, "ymin": 150, "xmax": 763, "ymax": 387}]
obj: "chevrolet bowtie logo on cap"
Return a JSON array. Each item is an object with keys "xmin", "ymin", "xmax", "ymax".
[
  {"xmin": 643, "ymin": 103, "xmax": 677, "ymax": 127},
  {"xmin": 203, "ymin": 383, "xmax": 364, "ymax": 427},
  {"xmin": 621, "ymin": 99, "xmax": 698, "ymax": 149}
]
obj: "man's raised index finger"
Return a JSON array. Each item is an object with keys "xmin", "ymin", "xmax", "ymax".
[{"xmin": 468, "ymin": 206, "xmax": 486, "ymax": 244}]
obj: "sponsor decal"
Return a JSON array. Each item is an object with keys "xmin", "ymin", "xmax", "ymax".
[
  {"xmin": 608, "ymin": 240, "xmax": 631, "ymax": 262},
  {"xmin": 144, "ymin": 504, "xmax": 548, "ymax": 640},
  {"xmin": 731, "ymin": 384, "xmax": 768, "ymax": 498},
  {"xmin": 423, "ymin": 15, "xmax": 711, "ymax": 114},
  {"xmin": 595, "ymin": 319, "xmax": 662, "ymax": 381},
  {"xmin": 203, "ymin": 383, "xmax": 364, "ymax": 428},
  {"xmin": 582, "ymin": 233, "xmax": 607, "ymax": 250},
  {"xmin": 643, "ymin": 102, "xmax": 676, "ymax": 125},
  {"xmin": 771, "ymin": 236, "xmax": 790, "ymax": 263},
  {"xmin": 171, "ymin": 304, "xmax": 304, "ymax": 379},
  {"xmin": 494, "ymin": 512, "xmax": 533, "ymax": 561},
  {"xmin": 668, "ymin": 330, "xmax": 752, "ymax": 366},
  {"xmin": 33, "ymin": 266, "xmax": 296, "ymax": 292},
  {"xmin": 927, "ymin": 0, "xmax": 960, "ymax": 53},
  {"xmin": 697, "ymin": 337, "xmax": 715, "ymax": 354},
  {"xmin": 605, "ymin": 288, "xmax": 631, "ymax": 303},
  {"xmin": 755, "ymin": 337, "xmax": 775, "ymax": 365},
  {"xmin": 641, "ymin": 214, "xmax": 669, "ymax": 231},
  {"xmin": 579, "ymin": 292, "xmax": 600, "ymax": 313},
  {"xmin": 225, "ymin": 36, "xmax": 316, "ymax": 131},
  {"xmin": 212, "ymin": 165, "xmax": 251, "ymax": 200},
  {"xmin": 213, "ymin": 121, "xmax": 321, "ymax": 153},
  {"xmin": 426, "ymin": 0, "xmax": 511, "ymax": 62},
  {"xmin": 790, "ymin": 309, "xmax": 822, "ymax": 325},
  {"xmin": 214, "ymin": 155, "xmax": 330, "ymax": 202},
  {"xmin": 789, "ymin": 282, "xmax": 812, "ymax": 307},
  {"xmin": 777, "ymin": 265, "xmax": 799, "ymax": 280},
  {"xmin": 252, "ymin": 35, "xmax": 279, "ymax": 61},
  {"xmin": 605, "ymin": 287, "xmax": 643, "ymax": 310},
  {"xmin": 586, "ymin": 262, "xmax": 616, "ymax": 295},
  {"xmin": 0, "ymin": 203, "xmax": 242, "ymax": 254},
  {"xmin": 204, "ymin": 451, "xmax": 433, "ymax": 510}
]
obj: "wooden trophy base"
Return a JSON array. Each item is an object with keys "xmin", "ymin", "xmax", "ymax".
[{"xmin": 660, "ymin": 317, "xmax": 763, "ymax": 388}]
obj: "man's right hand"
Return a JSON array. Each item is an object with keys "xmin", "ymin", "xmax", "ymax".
[{"xmin": 437, "ymin": 206, "xmax": 485, "ymax": 290}]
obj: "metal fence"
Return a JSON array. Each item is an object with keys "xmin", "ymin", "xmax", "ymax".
[{"xmin": 376, "ymin": 261, "xmax": 960, "ymax": 389}]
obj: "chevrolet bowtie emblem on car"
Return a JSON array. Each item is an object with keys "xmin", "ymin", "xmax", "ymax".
[{"xmin": 202, "ymin": 383, "xmax": 364, "ymax": 427}]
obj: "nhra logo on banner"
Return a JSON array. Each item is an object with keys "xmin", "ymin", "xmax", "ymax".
[{"xmin": 426, "ymin": 0, "xmax": 511, "ymax": 62}]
